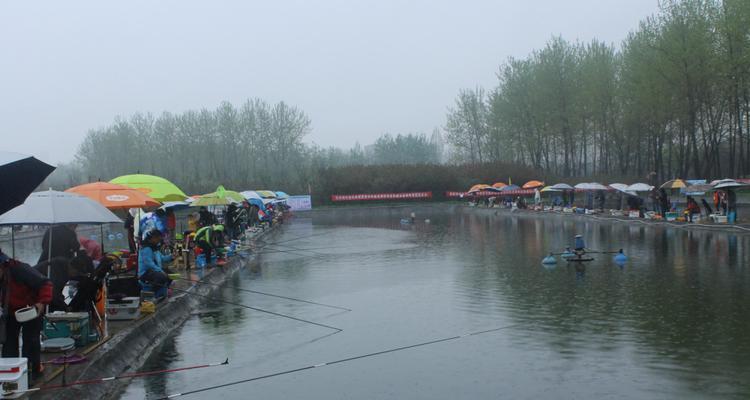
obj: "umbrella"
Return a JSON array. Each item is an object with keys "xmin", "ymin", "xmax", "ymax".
[
  {"xmin": 540, "ymin": 186, "xmax": 561, "ymax": 192},
  {"xmin": 160, "ymin": 201, "xmax": 191, "ymax": 210},
  {"xmin": 0, "ymin": 190, "xmax": 121, "ymax": 226},
  {"xmin": 500, "ymin": 184, "xmax": 521, "ymax": 191},
  {"xmin": 609, "ymin": 183, "xmax": 637, "ymax": 196},
  {"xmin": 713, "ymin": 179, "xmax": 750, "ymax": 190},
  {"xmin": 213, "ymin": 185, "xmax": 245, "ymax": 203},
  {"xmin": 491, "ymin": 182, "xmax": 507, "ymax": 190},
  {"xmin": 256, "ymin": 190, "xmax": 277, "ymax": 199},
  {"xmin": 190, "ymin": 195, "xmax": 233, "ymax": 207},
  {"xmin": 660, "ymin": 179, "xmax": 686, "ymax": 190},
  {"xmin": 522, "ymin": 180, "xmax": 544, "ymax": 189},
  {"xmin": 0, "ymin": 151, "xmax": 56, "ymax": 215},
  {"xmin": 241, "ymin": 191, "xmax": 262, "ymax": 200},
  {"xmin": 574, "ymin": 182, "xmax": 608, "ymax": 191},
  {"xmin": 468, "ymin": 184, "xmax": 491, "ymax": 193},
  {"xmin": 275, "ymin": 191, "xmax": 290, "ymax": 199},
  {"xmin": 110, "ymin": 174, "xmax": 187, "ymax": 202},
  {"xmin": 626, "ymin": 183, "xmax": 654, "ymax": 192},
  {"xmin": 65, "ymin": 182, "xmax": 160, "ymax": 210},
  {"xmin": 246, "ymin": 198, "xmax": 266, "ymax": 210},
  {"xmin": 549, "ymin": 183, "xmax": 574, "ymax": 191}
]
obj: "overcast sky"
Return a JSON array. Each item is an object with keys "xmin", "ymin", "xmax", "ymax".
[{"xmin": 1, "ymin": 0, "xmax": 659, "ymax": 164}]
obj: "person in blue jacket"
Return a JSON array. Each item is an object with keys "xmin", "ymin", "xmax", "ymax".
[{"xmin": 138, "ymin": 229, "xmax": 171, "ymax": 292}]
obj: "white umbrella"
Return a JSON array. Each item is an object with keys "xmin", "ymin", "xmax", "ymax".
[
  {"xmin": 0, "ymin": 190, "xmax": 121, "ymax": 225},
  {"xmin": 713, "ymin": 179, "xmax": 749, "ymax": 190},
  {"xmin": 574, "ymin": 182, "xmax": 609, "ymax": 191},
  {"xmin": 609, "ymin": 183, "xmax": 637, "ymax": 196},
  {"xmin": 549, "ymin": 183, "xmax": 574, "ymax": 190},
  {"xmin": 626, "ymin": 183, "xmax": 654, "ymax": 192},
  {"xmin": 241, "ymin": 190, "xmax": 262, "ymax": 200}
]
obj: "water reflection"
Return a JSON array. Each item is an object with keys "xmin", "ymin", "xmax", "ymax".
[{"xmin": 122, "ymin": 206, "xmax": 750, "ymax": 399}]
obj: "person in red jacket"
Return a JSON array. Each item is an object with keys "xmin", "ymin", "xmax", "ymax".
[{"xmin": 0, "ymin": 249, "xmax": 53, "ymax": 381}]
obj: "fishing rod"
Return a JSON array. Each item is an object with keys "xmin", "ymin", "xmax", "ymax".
[
  {"xmin": 177, "ymin": 277, "xmax": 352, "ymax": 311},
  {"xmin": 4, "ymin": 359, "xmax": 229, "ymax": 396},
  {"xmin": 253, "ymin": 230, "xmax": 336, "ymax": 249},
  {"xmin": 170, "ymin": 287, "xmax": 343, "ymax": 333},
  {"xmin": 153, "ymin": 323, "xmax": 522, "ymax": 399}
]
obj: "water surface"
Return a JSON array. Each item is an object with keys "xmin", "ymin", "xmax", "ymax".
[{"xmin": 121, "ymin": 206, "xmax": 750, "ymax": 399}]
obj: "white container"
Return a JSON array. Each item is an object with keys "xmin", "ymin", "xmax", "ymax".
[
  {"xmin": 0, "ymin": 358, "xmax": 27, "ymax": 399},
  {"xmin": 14, "ymin": 307, "xmax": 37, "ymax": 323},
  {"xmin": 106, "ymin": 297, "xmax": 141, "ymax": 321}
]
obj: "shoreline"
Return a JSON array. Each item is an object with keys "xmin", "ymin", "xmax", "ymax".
[{"xmin": 28, "ymin": 226, "xmax": 276, "ymax": 400}]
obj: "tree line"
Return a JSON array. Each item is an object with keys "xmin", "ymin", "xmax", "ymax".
[{"xmin": 445, "ymin": 0, "xmax": 750, "ymax": 181}]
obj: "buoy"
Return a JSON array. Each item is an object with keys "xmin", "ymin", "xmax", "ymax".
[
  {"xmin": 542, "ymin": 254, "xmax": 557, "ymax": 265},
  {"xmin": 614, "ymin": 249, "xmax": 627, "ymax": 263}
]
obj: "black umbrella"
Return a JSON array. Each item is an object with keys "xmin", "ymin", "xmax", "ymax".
[{"xmin": 0, "ymin": 151, "xmax": 56, "ymax": 215}]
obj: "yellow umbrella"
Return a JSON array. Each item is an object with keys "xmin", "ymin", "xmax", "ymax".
[
  {"xmin": 491, "ymin": 182, "xmax": 507, "ymax": 189},
  {"xmin": 660, "ymin": 179, "xmax": 687, "ymax": 190},
  {"xmin": 522, "ymin": 180, "xmax": 545, "ymax": 189}
]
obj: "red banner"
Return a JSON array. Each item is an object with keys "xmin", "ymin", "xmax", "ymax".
[
  {"xmin": 331, "ymin": 192, "xmax": 433, "ymax": 202},
  {"xmin": 445, "ymin": 190, "xmax": 535, "ymax": 198}
]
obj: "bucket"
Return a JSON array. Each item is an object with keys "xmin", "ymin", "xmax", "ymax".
[{"xmin": 14, "ymin": 306, "xmax": 37, "ymax": 323}]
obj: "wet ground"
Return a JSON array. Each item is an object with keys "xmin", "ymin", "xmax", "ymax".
[{"xmin": 110, "ymin": 206, "xmax": 749, "ymax": 398}]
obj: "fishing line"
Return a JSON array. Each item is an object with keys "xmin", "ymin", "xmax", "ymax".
[
  {"xmin": 153, "ymin": 323, "xmax": 522, "ymax": 399},
  {"xmin": 253, "ymin": 230, "xmax": 337, "ymax": 249},
  {"xmin": 3, "ymin": 359, "xmax": 229, "ymax": 395},
  {"xmin": 170, "ymin": 287, "xmax": 342, "ymax": 333},
  {"xmin": 177, "ymin": 277, "xmax": 352, "ymax": 311}
]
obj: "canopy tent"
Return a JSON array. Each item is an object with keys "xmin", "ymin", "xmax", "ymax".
[
  {"xmin": 110, "ymin": 174, "xmax": 187, "ymax": 202},
  {"xmin": 522, "ymin": 180, "xmax": 544, "ymax": 189},
  {"xmin": 574, "ymin": 182, "xmax": 608, "ymax": 191},
  {"xmin": 626, "ymin": 183, "xmax": 654, "ymax": 192},
  {"xmin": 0, "ymin": 151, "xmax": 56, "ymax": 215},
  {"xmin": 660, "ymin": 179, "xmax": 687, "ymax": 190},
  {"xmin": 65, "ymin": 182, "xmax": 160, "ymax": 210}
]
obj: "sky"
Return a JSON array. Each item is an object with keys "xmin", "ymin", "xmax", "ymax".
[{"xmin": 1, "ymin": 0, "xmax": 659, "ymax": 164}]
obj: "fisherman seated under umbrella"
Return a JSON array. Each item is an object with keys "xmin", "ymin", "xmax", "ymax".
[{"xmin": 138, "ymin": 229, "xmax": 172, "ymax": 298}]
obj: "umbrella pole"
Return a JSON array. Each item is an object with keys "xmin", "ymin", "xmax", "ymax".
[
  {"xmin": 10, "ymin": 225, "xmax": 15, "ymax": 259},
  {"xmin": 100, "ymin": 225, "xmax": 105, "ymax": 254}
]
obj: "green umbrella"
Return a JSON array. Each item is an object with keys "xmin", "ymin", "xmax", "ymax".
[
  {"xmin": 214, "ymin": 185, "xmax": 245, "ymax": 203},
  {"xmin": 190, "ymin": 185, "xmax": 244, "ymax": 207},
  {"xmin": 110, "ymin": 174, "xmax": 187, "ymax": 202}
]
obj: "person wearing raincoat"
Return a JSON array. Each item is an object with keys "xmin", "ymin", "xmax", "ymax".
[
  {"xmin": 138, "ymin": 229, "xmax": 171, "ymax": 294},
  {"xmin": 195, "ymin": 224, "xmax": 224, "ymax": 265}
]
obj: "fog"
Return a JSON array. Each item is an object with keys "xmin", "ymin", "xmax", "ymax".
[{"xmin": 1, "ymin": 0, "xmax": 658, "ymax": 164}]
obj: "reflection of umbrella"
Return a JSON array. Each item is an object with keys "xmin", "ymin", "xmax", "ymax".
[
  {"xmin": 66, "ymin": 182, "xmax": 160, "ymax": 210},
  {"xmin": 468, "ymin": 184, "xmax": 491, "ymax": 193},
  {"xmin": 574, "ymin": 182, "xmax": 608, "ymax": 191},
  {"xmin": 0, "ymin": 151, "xmax": 56, "ymax": 215},
  {"xmin": 110, "ymin": 174, "xmax": 187, "ymax": 202},
  {"xmin": 626, "ymin": 183, "xmax": 654, "ymax": 192},
  {"xmin": 549, "ymin": 183, "xmax": 574, "ymax": 191},
  {"xmin": 0, "ymin": 190, "xmax": 121, "ymax": 225},
  {"xmin": 522, "ymin": 180, "xmax": 544, "ymax": 189},
  {"xmin": 491, "ymin": 182, "xmax": 507, "ymax": 189},
  {"xmin": 660, "ymin": 179, "xmax": 686, "ymax": 189}
]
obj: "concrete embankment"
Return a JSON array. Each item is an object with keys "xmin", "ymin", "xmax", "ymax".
[{"xmin": 29, "ymin": 228, "xmax": 276, "ymax": 400}]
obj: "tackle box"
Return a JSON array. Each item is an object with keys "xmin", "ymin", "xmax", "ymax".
[
  {"xmin": 0, "ymin": 357, "xmax": 27, "ymax": 399},
  {"xmin": 43, "ymin": 312, "xmax": 91, "ymax": 347}
]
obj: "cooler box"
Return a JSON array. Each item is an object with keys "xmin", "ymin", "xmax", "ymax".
[
  {"xmin": 0, "ymin": 357, "xmax": 27, "ymax": 399},
  {"xmin": 43, "ymin": 312, "xmax": 91, "ymax": 347},
  {"xmin": 106, "ymin": 297, "xmax": 141, "ymax": 321}
]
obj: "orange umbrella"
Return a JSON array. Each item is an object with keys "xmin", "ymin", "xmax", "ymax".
[
  {"xmin": 522, "ymin": 180, "xmax": 545, "ymax": 189},
  {"xmin": 468, "ymin": 184, "xmax": 491, "ymax": 193},
  {"xmin": 491, "ymin": 182, "xmax": 507, "ymax": 189},
  {"xmin": 66, "ymin": 182, "xmax": 160, "ymax": 210}
]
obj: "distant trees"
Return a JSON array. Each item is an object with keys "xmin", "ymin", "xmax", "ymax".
[{"xmin": 447, "ymin": 0, "xmax": 750, "ymax": 180}]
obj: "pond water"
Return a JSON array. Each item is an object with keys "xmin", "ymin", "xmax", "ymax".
[{"xmin": 119, "ymin": 205, "xmax": 750, "ymax": 399}]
